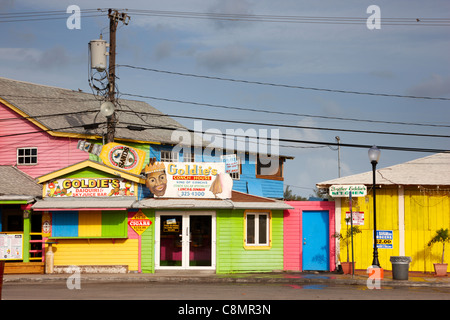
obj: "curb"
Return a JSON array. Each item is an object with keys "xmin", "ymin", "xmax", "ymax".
[{"xmin": 3, "ymin": 274, "xmax": 450, "ymax": 288}]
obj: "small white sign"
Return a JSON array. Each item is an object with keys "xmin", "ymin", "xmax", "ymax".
[{"xmin": 329, "ymin": 185, "xmax": 367, "ymax": 197}]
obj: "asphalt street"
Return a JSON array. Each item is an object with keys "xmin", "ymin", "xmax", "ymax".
[{"xmin": 3, "ymin": 281, "xmax": 450, "ymax": 300}]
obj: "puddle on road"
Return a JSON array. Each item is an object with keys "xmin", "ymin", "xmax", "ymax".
[{"xmin": 286, "ymin": 284, "xmax": 328, "ymax": 290}]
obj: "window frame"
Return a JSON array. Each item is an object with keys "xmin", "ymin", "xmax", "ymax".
[
  {"xmin": 160, "ymin": 150, "xmax": 179, "ymax": 162},
  {"xmin": 255, "ymin": 156, "xmax": 283, "ymax": 181},
  {"xmin": 17, "ymin": 147, "xmax": 38, "ymax": 166},
  {"xmin": 244, "ymin": 210, "xmax": 272, "ymax": 250}
]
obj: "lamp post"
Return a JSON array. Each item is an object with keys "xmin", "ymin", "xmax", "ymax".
[{"xmin": 368, "ymin": 145, "xmax": 381, "ymax": 267}]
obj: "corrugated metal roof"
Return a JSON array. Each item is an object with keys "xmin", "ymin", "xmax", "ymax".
[
  {"xmin": 32, "ymin": 197, "xmax": 136, "ymax": 210},
  {"xmin": 317, "ymin": 152, "xmax": 450, "ymax": 187},
  {"xmin": 0, "ymin": 166, "xmax": 42, "ymax": 199}
]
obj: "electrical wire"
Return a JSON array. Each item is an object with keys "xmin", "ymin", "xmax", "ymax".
[
  {"xmin": 117, "ymin": 109, "xmax": 450, "ymax": 139},
  {"xmin": 116, "ymin": 122, "xmax": 450, "ymax": 154},
  {"xmin": 118, "ymin": 93, "xmax": 450, "ymax": 129},
  {"xmin": 118, "ymin": 65, "xmax": 450, "ymax": 101}
]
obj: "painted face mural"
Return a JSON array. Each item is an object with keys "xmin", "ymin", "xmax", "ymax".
[{"xmin": 144, "ymin": 158, "xmax": 167, "ymax": 197}]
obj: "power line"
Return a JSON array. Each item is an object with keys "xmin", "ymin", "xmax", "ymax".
[
  {"xmin": 118, "ymin": 65, "xmax": 450, "ymax": 101},
  {"xmin": 2, "ymin": 92, "xmax": 450, "ymax": 128},
  {"xmin": 2, "ymin": 8, "xmax": 449, "ymax": 26},
  {"xmin": 118, "ymin": 109, "xmax": 450, "ymax": 139},
  {"xmin": 124, "ymin": 9, "xmax": 450, "ymax": 27},
  {"xmin": 116, "ymin": 121, "xmax": 450, "ymax": 154},
  {"xmin": 119, "ymin": 93, "xmax": 450, "ymax": 129}
]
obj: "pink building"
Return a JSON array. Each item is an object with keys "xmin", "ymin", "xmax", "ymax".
[
  {"xmin": 284, "ymin": 201, "xmax": 336, "ymax": 272},
  {"xmin": 0, "ymin": 100, "xmax": 88, "ymax": 178}
]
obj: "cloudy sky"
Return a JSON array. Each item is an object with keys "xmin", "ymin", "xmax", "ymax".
[{"xmin": 1, "ymin": 0, "xmax": 449, "ymax": 197}]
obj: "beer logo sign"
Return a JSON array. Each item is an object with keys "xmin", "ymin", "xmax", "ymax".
[
  {"xmin": 98, "ymin": 143, "xmax": 147, "ymax": 175},
  {"xmin": 109, "ymin": 145, "xmax": 139, "ymax": 170}
]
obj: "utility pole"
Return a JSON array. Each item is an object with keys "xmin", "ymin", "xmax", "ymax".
[
  {"xmin": 335, "ymin": 136, "xmax": 341, "ymax": 178},
  {"xmin": 106, "ymin": 9, "xmax": 129, "ymax": 143}
]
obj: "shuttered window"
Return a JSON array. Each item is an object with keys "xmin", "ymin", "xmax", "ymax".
[{"xmin": 51, "ymin": 211, "xmax": 127, "ymax": 238}]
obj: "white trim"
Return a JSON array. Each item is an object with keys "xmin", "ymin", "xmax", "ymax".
[
  {"xmin": 334, "ymin": 197, "xmax": 342, "ymax": 267},
  {"xmin": 155, "ymin": 211, "xmax": 216, "ymax": 270},
  {"xmin": 398, "ymin": 186, "xmax": 405, "ymax": 256}
]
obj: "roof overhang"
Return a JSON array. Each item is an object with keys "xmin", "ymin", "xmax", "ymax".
[{"xmin": 32, "ymin": 197, "xmax": 135, "ymax": 211}]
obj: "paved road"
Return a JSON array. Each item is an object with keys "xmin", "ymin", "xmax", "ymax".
[{"xmin": 3, "ymin": 281, "xmax": 450, "ymax": 300}]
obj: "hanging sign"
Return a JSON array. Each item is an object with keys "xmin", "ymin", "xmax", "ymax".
[
  {"xmin": 329, "ymin": 185, "xmax": 367, "ymax": 197},
  {"xmin": 98, "ymin": 143, "xmax": 147, "ymax": 175},
  {"xmin": 144, "ymin": 161, "xmax": 232, "ymax": 199},
  {"xmin": 0, "ymin": 234, "xmax": 23, "ymax": 260},
  {"xmin": 220, "ymin": 154, "xmax": 239, "ymax": 173},
  {"xmin": 128, "ymin": 210, "xmax": 152, "ymax": 235},
  {"xmin": 43, "ymin": 178, "xmax": 135, "ymax": 197}
]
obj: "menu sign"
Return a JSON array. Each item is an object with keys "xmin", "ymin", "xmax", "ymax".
[{"xmin": 0, "ymin": 234, "xmax": 23, "ymax": 260}]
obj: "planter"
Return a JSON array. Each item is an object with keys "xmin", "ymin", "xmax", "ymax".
[
  {"xmin": 433, "ymin": 263, "xmax": 448, "ymax": 276},
  {"xmin": 341, "ymin": 262, "xmax": 354, "ymax": 275}
]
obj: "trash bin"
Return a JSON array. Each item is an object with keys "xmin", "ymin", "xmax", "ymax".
[{"xmin": 390, "ymin": 256, "xmax": 412, "ymax": 280}]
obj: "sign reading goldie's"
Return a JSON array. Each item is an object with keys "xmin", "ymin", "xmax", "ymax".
[
  {"xmin": 144, "ymin": 159, "xmax": 232, "ymax": 199},
  {"xmin": 43, "ymin": 178, "xmax": 135, "ymax": 198}
]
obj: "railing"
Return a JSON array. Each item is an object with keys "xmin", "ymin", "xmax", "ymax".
[{"xmin": 29, "ymin": 233, "xmax": 45, "ymax": 262}]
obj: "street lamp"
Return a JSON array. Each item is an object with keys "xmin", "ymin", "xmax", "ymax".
[{"xmin": 368, "ymin": 145, "xmax": 381, "ymax": 267}]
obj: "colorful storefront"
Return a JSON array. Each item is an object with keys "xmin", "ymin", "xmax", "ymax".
[
  {"xmin": 283, "ymin": 201, "xmax": 336, "ymax": 272},
  {"xmin": 33, "ymin": 159, "xmax": 292, "ymax": 274},
  {"xmin": 317, "ymin": 153, "xmax": 450, "ymax": 273}
]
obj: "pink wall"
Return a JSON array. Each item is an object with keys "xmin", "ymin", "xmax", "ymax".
[
  {"xmin": 0, "ymin": 103, "xmax": 89, "ymax": 178},
  {"xmin": 284, "ymin": 201, "xmax": 336, "ymax": 272}
]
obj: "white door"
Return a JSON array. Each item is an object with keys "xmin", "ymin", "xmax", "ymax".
[{"xmin": 155, "ymin": 211, "xmax": 216, "ymax": 270}]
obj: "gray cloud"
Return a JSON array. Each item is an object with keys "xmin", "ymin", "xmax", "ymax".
[
  {"xmin": 196, "ymin": 44, "xmax": 258, "ymax": 72},
  {"xmin": 407, "ymin": 74, "xmax": 450, "ymax": 97}
]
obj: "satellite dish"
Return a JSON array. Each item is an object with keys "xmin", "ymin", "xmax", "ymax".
[{"xmin": 100, "ymin": 101, "xmax": 115, "ymax": 118}]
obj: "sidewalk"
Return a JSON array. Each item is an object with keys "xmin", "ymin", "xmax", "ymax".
[{"xmin": 3, "ymin": 270, "xmax": 450, "ymax": 288}]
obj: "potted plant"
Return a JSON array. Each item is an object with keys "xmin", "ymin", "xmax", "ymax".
[
  {"xmin": 427, "ymin": 228, "xmax": 449, "ymax": 276},
  {"xmin": 333, "ymin": 217, "xmax": 362, "ymax": 274}
]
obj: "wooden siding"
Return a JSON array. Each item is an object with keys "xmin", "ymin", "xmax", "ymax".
[
  {"xmin": 283, "ymin": 201, "xmax": 336, "ymax": 271},
  {"xmin": 216, "ymin": 209, "xmax": 283, "ymax": 273},
  {"xmin": 139, "ymin": 209, "xmax": 155, "ymax": 273},
  {"xmin": 78, "ymin": 211, "xmax": 102, "ymax": 237},
  {"xmin": 52, "ymin": 239, "xmax": 139, "ymax": 270},
  {"xmin": 339, "ymin": 187, "xmax": 399, "ymax": 270},
  {"xmin": 404, "ymin": 188, "xmax": 450, "ymax": 272},
  {"xmin": 0, "ymin": 103, "xmax": 89, "ymax": 178}
]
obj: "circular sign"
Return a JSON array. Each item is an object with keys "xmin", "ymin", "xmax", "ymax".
[{"xmin": 108, "ymin": 145, "xmax": 139, "ymax": 170}]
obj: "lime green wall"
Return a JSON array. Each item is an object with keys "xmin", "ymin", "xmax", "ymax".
[
  {"xmin": 216, "ymin": 209, "xmax": 284, "ymax": 273},
  {"xmin": 140, "ymin": 209, "xmax": 155, "ymax": 273}
]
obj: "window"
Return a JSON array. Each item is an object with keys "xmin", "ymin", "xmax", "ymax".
[
  {"xmin": 229, "ymin": 157, "xmax": 241, "ymax": 180},
  {"xmin": 244, "ymin": 211, "xmax": 271, "ymax": 249},
  {"xmin": 51, "ymin": 211, "xmax": 127, "ymax": 238},
  {"xmin": 160, "ymin": 150, "xmax": 179, "ymax": 162},
  {"xmin": 17, "ymin": 147, "xmax": 38, "ymax": 165},
  {"xmin": 256, "ymin": 156, "xmax": 283, "ymax": 180},
  {"xmin": 183, "ymin": 153, "xmax": 195, "ymax": 162}
]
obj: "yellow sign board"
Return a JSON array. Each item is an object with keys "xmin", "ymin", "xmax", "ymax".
[
  {"xmin": 128, "ymin": 210, "xmax": 152, "ymax": 235},
  {"xmin": 99, "ymin": 143, "xmax": 146, "ymax": 175}
]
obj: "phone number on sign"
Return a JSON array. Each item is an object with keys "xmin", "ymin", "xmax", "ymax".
[{"xmin": 178, "ymin": 191, "xmax": 206, "ymax": 197}]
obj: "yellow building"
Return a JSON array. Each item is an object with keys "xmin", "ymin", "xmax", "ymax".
[{"xmin": 317, "ymin": 153, "xmax": 450, "ymax": 273}]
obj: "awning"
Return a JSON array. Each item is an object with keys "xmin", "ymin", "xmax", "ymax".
[
  {"xmin": 132, "ymin": 198, "xmax": 293, "ymax": 210},
  {"xmin": 32, "ymin": 197, "xmax": 136, "ymax": 211}
]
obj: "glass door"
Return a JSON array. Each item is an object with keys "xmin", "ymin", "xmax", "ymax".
[
  {"xmin": 159, "ymin": 215, "xmax": 183, "ymax": 267},
  {"xmin": 189, "ymin": 215, "xmax": 212, "ymax": 267},
  {"xmin": 155, "ymin": 212, "xmax": 215, "ymax": 270}
]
